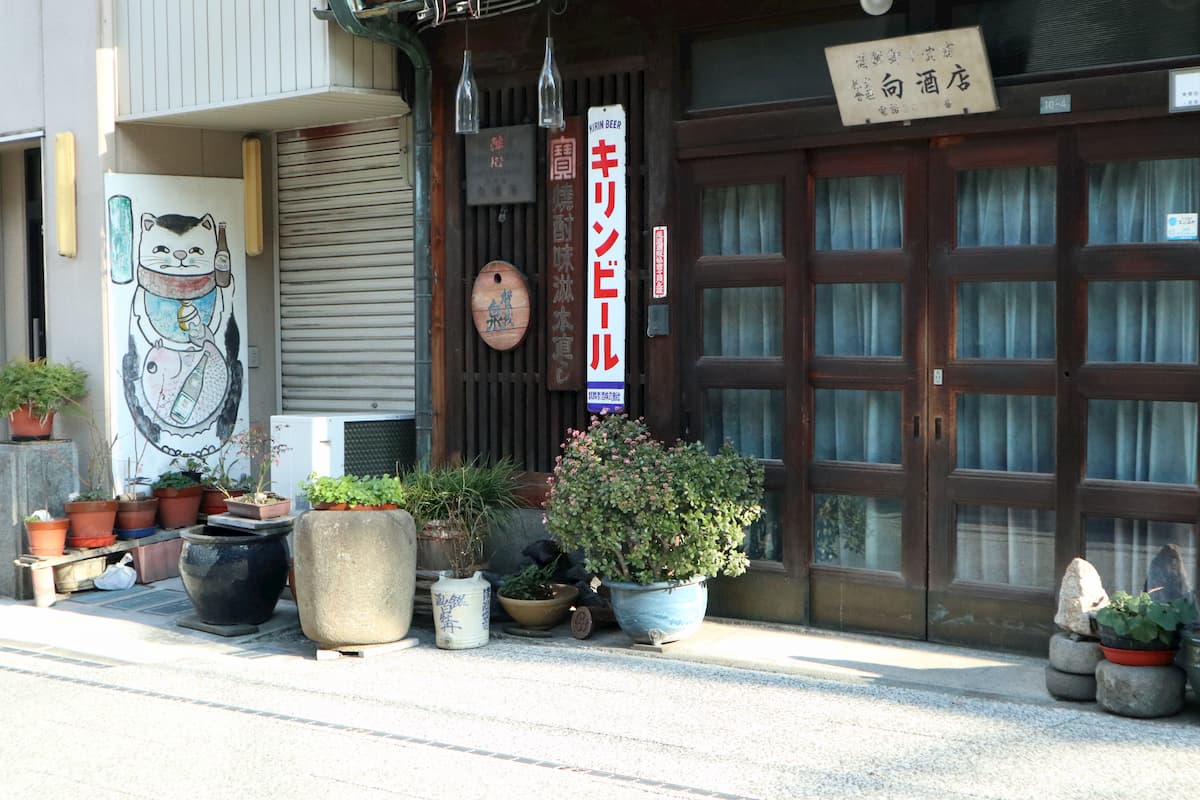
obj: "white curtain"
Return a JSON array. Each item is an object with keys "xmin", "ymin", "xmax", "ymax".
[{"xmin": 1083, "ymin": 159, "xmax": 1200, "ymax": 592}]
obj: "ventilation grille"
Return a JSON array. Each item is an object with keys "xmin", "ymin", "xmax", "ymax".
[{"xmin": 343, "ymin": 419, "xmax": 417, "ymax": 476}]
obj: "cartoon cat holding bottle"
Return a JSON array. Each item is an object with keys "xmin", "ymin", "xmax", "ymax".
[{"xmin": 118, "ymin": 210, "xmax": 243, "ymax": 457}]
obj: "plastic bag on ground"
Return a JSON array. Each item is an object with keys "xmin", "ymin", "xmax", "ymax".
[{"xmin": 94, "ymin": 553, "xmax": 136, "ymax": 591}]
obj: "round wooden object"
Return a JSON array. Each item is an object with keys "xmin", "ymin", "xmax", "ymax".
[{"xmin": 471, "ymin": 260, "xmax": 531, "ymax": 351}]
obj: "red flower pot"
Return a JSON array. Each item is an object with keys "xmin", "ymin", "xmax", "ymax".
[
  {"xmin": 311, "ymin": 502, "xmax": 348, "ymax": 511},
  {"xmin": 25, "ymin": 518, "xmax": 69, "ymax": 556},
  {"xmin": 201, "ymin": 487, "xmax": 245, "ymax": 516},
  {"xmin": 64, "ymin": 499, "xmax": 119, "ymax": 541},
  {"xmin": 1100, "ymin": 645, "xmax": 1178, "ymax": 667},
  {"xmin": 8, "ymin": 405, "xmax": 54, "ymax": 441},
  {"xmin": 116, "ymin": 497, "xmax": 158, "ymax": 530},
  {"xmin": 154, "ymin": 485, "xmax": 203, "ymax": 529}
]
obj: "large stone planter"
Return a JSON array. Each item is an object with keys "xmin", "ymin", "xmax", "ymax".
[
  {"xmin": 179, "ymin": 528, "xmax": 289, "ymax": 626},
  {"xmin": 293, "ymin": 509, "xmax": 416, "ymax": 649}
]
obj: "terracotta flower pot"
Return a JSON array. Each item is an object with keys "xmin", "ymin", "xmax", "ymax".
[
  {"xmin": 25, "ymin": 518, "xmax": 69, "ymax": 556},
  {"xmin": 64, "ymin": 499, "xmax": 119, "ymax": 539},
  {"xmin": 1100, "ymin": 644, "xmax": 1179, "ymax": 667},
  {"xmin": 154, "ymin": 485, "xmax": 203, "ymax": 529},
  {"xmin": 8, "ymin": 405, "xmax": 54, "ymax": 441},
  {"xmin": 311, "ymin": 502, "xmax": 348, "ymax": 511},
  {"xmin": 223, "ymin": 496, "xmax": 291, "ymax": 520},
  {"xmin": 200, "ymin": 487, "xmax": 244, "ymax": 516},
  {"xmin": 116, "ymin": 497, "xmax": 158, "ymax": 530}
]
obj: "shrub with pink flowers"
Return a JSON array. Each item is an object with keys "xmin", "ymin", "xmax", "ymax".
[{"xmin": 543, "ymin": 414, "xmax": 763, "ymax": 585}]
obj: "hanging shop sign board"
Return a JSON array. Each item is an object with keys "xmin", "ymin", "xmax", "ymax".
[
  {"xmin": 471, "ymin": 260, "xmax": 531, "ymax": 351},
  {"xmin": 652, "ymin": 226, "xmax": 668, "ymax": 300},
  {"xmin": 546, "ymin": 117, "xmax": 585, "ymax": 391},
  {"xmin": 585, "ymin": 105, "xmax": 627, "ymax": 414},
  {"xmin": 825, "ymin": 26, "xmax": 997, "ymax": 127},
  {"xmin": 465, "ymin": 124, "xmax": 536, "ymax": 206}
]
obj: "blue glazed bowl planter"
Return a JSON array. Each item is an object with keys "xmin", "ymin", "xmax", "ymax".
[{"xmin": 605, "ymin": 576, "xmax": 708, "ymax": 646}]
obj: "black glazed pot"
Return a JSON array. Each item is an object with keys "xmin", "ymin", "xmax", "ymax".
[{"xmin": 179, "ymin": 528, "xmax": 289, "ymax": 625}]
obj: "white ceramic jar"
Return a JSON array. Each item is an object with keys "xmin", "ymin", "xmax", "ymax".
[{"xmin": 430, "ymin": 570, "xmax": 491, "ymax": 649}]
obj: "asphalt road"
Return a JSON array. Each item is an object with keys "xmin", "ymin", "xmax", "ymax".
[{"xmin": 1, "ymin": 625, "xmax": 1198, "ymax": 800}]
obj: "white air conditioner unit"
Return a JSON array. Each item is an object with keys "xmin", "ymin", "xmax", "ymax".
[{"xmin": 270, "ymin": 414, "xmax": 416, "ymax": 509}]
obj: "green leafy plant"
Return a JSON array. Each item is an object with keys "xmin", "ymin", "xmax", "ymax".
[
  {"xmin": 363, "ymin": 475, "xmax": 404, "ymax": 506},
  {"xmin": 403, "ymin": 459, "xmax": 519, "ymax": 575},
  {"xmin": 544, "ymin": 414, "xmax": 764, "ymax": 585},
  {"xmin": 0, "ymin": 358, "xmax": 89, "ymax": 420},
  {"xmin": 152, "ymin": 470, "xmax": 201, "ymax": 490},
  {"xmin": 499, "ymin": 559, "xmax": 560, "ymax": 601},
  {"xmin": 1095, "ymin": 590, "xmax": 1198, "ymax": 646},
  {"xmin": 299, "ymin": 473, "xmax": 357, "ymax": 506}
]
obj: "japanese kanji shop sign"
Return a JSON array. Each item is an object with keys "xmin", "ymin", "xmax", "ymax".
[
  {"xmin": 585, "ymin": 105, "xmax": 626, "ymax": 414},
  {"xmin": 825, "ymin": 26, "xmax": 997, "ymax": 127},
  {"xmin": 546, "ymin": 117, "xmax": 584, "ymax": 391},
  {"xmin": 471, "ymin": 260, "xmax": 531, "ymax": 351},
  {"xmin": 465, "ymin": 124, "xmax": 536, "ymax": 205}
]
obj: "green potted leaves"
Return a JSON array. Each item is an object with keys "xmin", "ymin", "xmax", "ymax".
[
  {"xmin": 298, "ymin": 473, "xmax": 404, "ymax": 510},
  {"xmin": 497, "ymin": 559, "xmax": 579, "ymax": 631},
  {"xmin": 544, "ymin": 414, "xmax": 764, "ymax": 645},
  {"xmin": 1094, "ymin": 590, "xmax": 1198, "ymax": 665},
  {"xmin": 0, "ymin": 358, "xmax": 88, "ymax": 440}
]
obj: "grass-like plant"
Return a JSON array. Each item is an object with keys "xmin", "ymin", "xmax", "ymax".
[{"xmin": 403, "ymin": 459, "xmax": 519, "ymax": 576}]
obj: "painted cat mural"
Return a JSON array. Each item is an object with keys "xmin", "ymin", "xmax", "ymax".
[{"xmin": 117, "ymin": 210, "xmax": 243, "ymax": 457}]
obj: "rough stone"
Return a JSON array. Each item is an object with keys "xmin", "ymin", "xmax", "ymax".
[
  {"xmin": 1044, "ymin": 664, "xmax": 1096, "ymax": 702},
  {"xmin": 1048, "ymin": 632, "xmax": 1103, "ymax": 675},
  {"xmin": 1095, "ymin": 660, "xmax": 1186, "ymax": 718},
  {"xmin": 0, "ymin": 441, "xmax": 80, "ymax": 599},
  {"xmin": 293, "ymin": 509, "xmax": 417, "ymax": 649},
  {"xmin": 1054, "ymin": 557, "xmax": 1109, "ymax": 637},
  {"xmin": 1144, "ymin": 543, "xmax": 1193, "ymax": 604}
]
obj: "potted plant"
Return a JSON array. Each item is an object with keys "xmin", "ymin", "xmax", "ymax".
[
  {"xmin": 218, "ymin": 423, "xmax": 291, "ymax": 520},
  {"xmin": 544, "ymin": 414, "xmax": 764, "ymax": 645},
  {"xmin": 1094, "ymin": 590, "xmax": 1198, "ymax": 666},
  {"xmin": 0, "ymin": 357, "xmax": 88, "ymax": 440},
  {"xmin": 199, "ymin": 446, "xmax": 249, "ymax": 516},
  {"xmin": 299, "ymin": 472, "xmax": 356, "ymax": 510},
  {"xmin": 63, "ymin": 421, "xmax": 119, "ymax": 547},
  {"xmin": 293, "ymin": 473, "xmax": 419, "ymax": 650},
  {"xmin": 24, "ymin": 510, "xmax": 69, "ymax": 556},
  {"xmin": 405, "ymin": 460, "xmax": 518, "ymax": 649},
  {"xmin": 152, "ymin": 470, "xmax": 203, "ymax": 529},
  {"xmin": 497, "ymin": 558, "xmax": 579, "ymax": 631}
]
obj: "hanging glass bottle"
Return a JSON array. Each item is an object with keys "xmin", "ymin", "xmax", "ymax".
[
  {"xmin": 455, "ymin": 50, "xmax": 480, "ymax": 134},
  {"xmin": 537, "ymin": 37, "xmax": 564, "ymax": 129}
]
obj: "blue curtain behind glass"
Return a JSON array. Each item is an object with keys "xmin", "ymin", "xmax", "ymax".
[{"xmin": 1084, "ymin": 159, "xmax": 1200, "ymax": 591}]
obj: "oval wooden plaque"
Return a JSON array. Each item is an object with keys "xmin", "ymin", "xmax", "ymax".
[{"xmin": 471, "ymin": 260, "xmax": 531, "ymax": 351}]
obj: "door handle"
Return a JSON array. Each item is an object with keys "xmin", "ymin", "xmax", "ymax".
[
  {"xmin": 913, "ymin": 415, "xmax": 920, "ymax": 439},
  {"xmin": 934, "ymin": 417, "xmax": 943, "ymax": 441}
]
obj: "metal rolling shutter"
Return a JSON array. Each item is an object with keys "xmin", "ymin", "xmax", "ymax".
[{"xmin": 277, "ymin": 117, "xmax": 414, "ymax": 414}]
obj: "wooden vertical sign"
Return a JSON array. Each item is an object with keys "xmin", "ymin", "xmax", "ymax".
[{"xmin": 546, "ymin": 117, "xmax": 585, "ymax": 391}]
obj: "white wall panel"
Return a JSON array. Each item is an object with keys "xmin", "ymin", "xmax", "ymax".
[{"xmin": 116, "ymin": 0, "xmax": 399, "ymax": 122}]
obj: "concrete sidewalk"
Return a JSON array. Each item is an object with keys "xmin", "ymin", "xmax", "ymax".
[{"xmin": 0, "ymin": 577, "xmax": 1055, "ymax": 706}]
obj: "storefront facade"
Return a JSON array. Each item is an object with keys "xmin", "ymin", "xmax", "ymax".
[{"xmin": 428, "ymin": 0, "xmax": 1200, "ymax": 652}]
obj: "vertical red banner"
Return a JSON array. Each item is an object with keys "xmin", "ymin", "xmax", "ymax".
[{"xmin": 546, "ymin": 117, "xmax": 585, "ymax": 392}]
